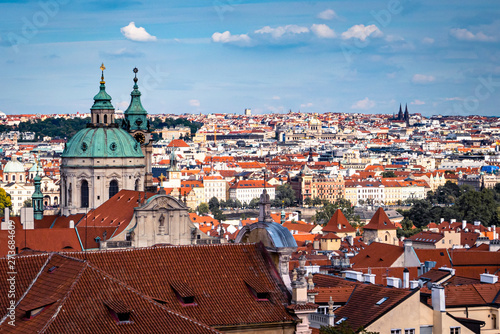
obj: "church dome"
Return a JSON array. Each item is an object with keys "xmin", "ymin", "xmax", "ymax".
[
  {"xmin": 62, "ymin": 127, "xmax": 144, "ymax": 158},
  {"xmin": 4, "ymin": 157, "xmax": 24, "ymax": 174}
]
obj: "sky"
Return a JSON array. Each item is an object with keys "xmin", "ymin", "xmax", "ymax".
[{"xmin": 0, "ymin": 0, "xmax": 499, "ymax": 117}]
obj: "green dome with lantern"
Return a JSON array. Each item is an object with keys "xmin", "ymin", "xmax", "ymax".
[{"xmin": 62, "ymin": 64, "xmax": 143, "ymax": 159}]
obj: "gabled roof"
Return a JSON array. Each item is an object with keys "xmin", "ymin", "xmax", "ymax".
[
  {"xmin": 445, "ymin": 282, "xmax": 500, "ymax": 307},
  {"xmin": 0, "ymin": 253, "xmax": 220, "ymax": 333},
  {"xmin": 363, "ymin": 208, "xmax": 396, "ymax": 230},
  {"xmin": 351, "ymin": 242, "xmax": 403, "ymax": 268},
  {"xmin": 323, "ymin": 209, "xmax": 356, "ymax": 234},
  {"xmin": 333, "ymin": 284, "xmax": 416, "ymax": 330},
  {"xmin": 67, "ymin": 243, "xmax": 295, "ymax": 327},
  {"xmin": 167, "ymin": 139, "xmax": 190, "ymax": 148}
]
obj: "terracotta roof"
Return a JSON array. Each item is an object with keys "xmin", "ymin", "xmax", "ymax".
[
  {"xmin": 414, "ymin": 249, "xmax": 452, "ymax": 268},
  {"xmin": 0, "ymin": 253, "xmax": 220, "ymax": 333},
  {"xmin": 445, "ymin": 282, "xmax": 500, "ymax": 307},
  {"xmin": 408, "ymin": 231, "xmax": 444, "ymax": 244},
  {"xmin": 333, "ymin": 284, "xmax": 416, "ymax": 330},
  {"xmin": 167, "ymin": 139, "xmax": 190, "ymax": 148},
  {"xmin": 66, "ymin": 244, "xmax": 296, "ymax": 328},
  {"xmin": 314, "ymin": 286, "xmax": 355, "ymax": 304},
  {"xmin": 323, "ymin": 209, "xmax": 356, "ymax": 234},
  {"xmin": 351, "ymin": 242, "xmax": 403, "ymax": 268},
  {"xmin": 363, "ymin": 208, "xmax": 397, "ymax": 230}
]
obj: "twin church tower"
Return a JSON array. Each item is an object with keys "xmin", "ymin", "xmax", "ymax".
[{"xmin": 60, "ymin": 65, "xmax": 154, "ymax": 216}]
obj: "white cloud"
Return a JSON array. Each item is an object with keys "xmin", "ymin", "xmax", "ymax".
[
  {"xmin": 211, "ymin": 31, "xmax": 251, "ymax": 45},
  {"xmin": 341, "ymin": 24, "xmax": 383, "ymax": 41},
  {"xmin": 311, "ymin": 24, "xmax": 336, "ymax": 39},
  {"xmin": 317, "ymin": 9, "xmax": 337, "ymax": 20},
  {"xmin": 272, "ymin": 96, "xmax": 281, "ymax": 100},
  {"xmin": 450, "ymin": 28, "xmax": 495, "ymax": 42},
  {"xmin": 189, "ymin": 99, "xmax": 200, "ymax": 107},
  {"xmin": 412, "ymin": 74, "xmax": 435, "ymax": 84},
  {"xmin": 120, "ymin": 22, "xmax": 157, "ymax": 42},
  {"xmin": 300, "ymin": 102, "xmax": 313, "ymax": 108},
  {"xmin": 422, "ymin": 37, "xmax": 435, "ymax": 44},
  {"xmin": 411, "ymin": 99, "xmax": 425, "ymax": 105},
  {"xmin": 351, "ymin": 97, "xmax": 375, "ymax": 110},
  {"xmin": 254, "ymin": 25, "xmax": 309, "ymax": 38}
]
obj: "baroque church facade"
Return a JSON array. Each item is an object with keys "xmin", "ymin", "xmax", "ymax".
[{"xmin": 60, "ymin": 65, "xmax": 154, "ymax": 216}]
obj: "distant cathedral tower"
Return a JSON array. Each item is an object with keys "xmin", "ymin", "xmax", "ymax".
[
  {"xmin": 60, "ymin": 64, "xmax": 148, "ymax": 216},
  {"xmin": 122, "ymin": 68, "xmax": 154, "ymax": 191}
]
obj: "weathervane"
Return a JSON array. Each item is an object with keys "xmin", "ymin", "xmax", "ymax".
[{"xmin": 100, "ymin": 63, "xmax": 106, "ymax": 84}]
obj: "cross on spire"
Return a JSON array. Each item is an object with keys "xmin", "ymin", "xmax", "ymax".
[{"xmin": 100, "ymin": 63, "xmax": 106, "ymax": 84}]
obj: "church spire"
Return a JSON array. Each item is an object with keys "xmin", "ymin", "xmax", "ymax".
[
  {"xmin": 90, "ymin": 63, "xmax": 115, "ymax": 126},
  {"xmin": 32, "ymin": 171, "xmax": 44, "ymax": 220},
  {"xmin": 123, "ymin": 67, "xmax": 149, "ymax": 132}
]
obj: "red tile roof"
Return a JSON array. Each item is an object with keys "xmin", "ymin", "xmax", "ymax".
[
  {"xmin": 323, "ymin": 209, "xmax": 356, "ymax": 234},
  {"xmin": 167, "ymin": 139, "xmax": 190, "ymax": 148},
  {"xmin": 351, "ymin": 242, "xmax": 403, "ymax": 268},
  {"xmin": 66, "ymin": 243, "xmax": 296, "ymax": 328},
  {"xmin": 363, "ymin": 208, "xmax": 396, "ymax": 230}
]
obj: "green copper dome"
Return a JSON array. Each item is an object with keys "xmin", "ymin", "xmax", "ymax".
[
  {"xmin": 91, "ymin": 82, "xmax": 114, "ymax": 110},
  {"xmin": 62, "ymin": 127, "xmax": 144, "ymax": 158}
]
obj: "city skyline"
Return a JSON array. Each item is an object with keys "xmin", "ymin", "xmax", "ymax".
[{"xmin": 1, "ymin": 0, "xmax": 499, "ymax": 116}]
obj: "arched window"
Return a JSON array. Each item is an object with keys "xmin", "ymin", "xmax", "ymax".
[
  {"xmin": 19, "ymin": 175, "xmax": 22, "ymax": 182},
  {"xmin": 96, "ymin": 114, "xmax": 100, "ymax": 124},
  {"xmin": 81, "ymin": 180, "xmax": 89, "ymax": 208},
  {"xmin": 12, "ymin": 175, "xmax": 15, "ymax": 181},
  {"xmin": 135, "ymin": 179, "xmax": 140, "ymax": 191},
  {"xmin": 109, "ymin": 180, "xmax": 119, "ymax": 199},
  {"xmin": 104, "ymin": 114, "xmax": 108, "ymax": 124},
  {"xmin": 385, "ymin": 234, "xmax": 388, "ymax": 242}
]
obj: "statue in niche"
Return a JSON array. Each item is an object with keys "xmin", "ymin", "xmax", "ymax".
[{"xmin": 159, "ymin": 213, "xmax": 165, "ymax": 234}]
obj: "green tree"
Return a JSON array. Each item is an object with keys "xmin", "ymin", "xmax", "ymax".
[
  {"xmin": 248, "ymin": 197, "xmax": 260, "ymax": 209},
  {"xmin": 273, "ymin": 183, "xmax": 296, "ymax": 207},
  {"xmin": 313, "ymin": 198, "xmax": 358, "ymax": 225},
  {"xmin": 197, "ymin": 202, "xmax": 209, "ymax": 215},
  {"xmin": 381, "ymin": 171, "xmax": 396, "ymax": 178},
  {"xmin": 455, "ymin": 188, "xmax": 499, "ymax": 226},
  {"xmin": 400, "ymin": 199, "xmax": 434, "ymax": 228},
  {"xmin": 0, "ymin": 188, "xmax": 12, "ymax": 215},
  {"xmin": 23, "ymin": 199, "xmax": 32, "ymax": 208},
  {"xmin": 208, "ymin": 197, "xmax": 220, "ymax": 214},
  {"xmin": 312, "ymin": 197, "xmax": 323, "ymax": 206},
  {"xmin": 304, "ymin": 196, "xmax": 313, "ymax": 207}
]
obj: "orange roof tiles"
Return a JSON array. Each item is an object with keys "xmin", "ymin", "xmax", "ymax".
[
  {"xmin": 323, "ymin": 209, "xmax": 356, "ymax": 234},
  {"xmin": 363, "ymin": 207, "xmax": 397, "ymax": 230}
]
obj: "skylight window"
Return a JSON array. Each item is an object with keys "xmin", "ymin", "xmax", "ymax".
[
  {"xmin": 376, "ymin": 297, "xmax": 389, "ymax": 305},
  {"xmin": 336, "ymin": 317, "xmax": 348, "ymax": 325}
]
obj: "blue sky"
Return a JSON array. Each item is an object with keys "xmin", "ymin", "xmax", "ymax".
[{"xmin": 0, "ymin": 0, "xmax": 499, "ymax": 116}]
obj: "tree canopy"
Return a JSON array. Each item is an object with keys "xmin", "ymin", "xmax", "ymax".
[
  {"xmin": 0, "ymin": 188, "xmax": 12, "ymax": 214},
  {"xmin": 313, "ymin": 198, "xmax": 359, "ymax": 225},
  {"xmin": 272, "ymin": 183, "xmax": 296, "ymax": 207}
]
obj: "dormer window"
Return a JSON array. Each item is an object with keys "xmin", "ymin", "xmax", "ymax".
[
  {"xmin": 104, "ymin": 300, "xmax": 133, "ymax": 324},
  {"xmin": 245, "ymin": 278, "xmax": 270, "ymax": 301},
  {"xmin": 170, "ymin": 281, "xmax": 196, "ymax": 306},
  {"xmin": 21, "ymin": 302, "xmax": 54, "ymax": 320}
]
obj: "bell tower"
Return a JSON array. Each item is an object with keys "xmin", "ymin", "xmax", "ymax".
[
  {"xmin": 90, "ymin": 63, "xmax": 116, "ymax": 127},
  {"xmin": 122, "ymin": 68, "xmax": 154, "ymax": 191}
]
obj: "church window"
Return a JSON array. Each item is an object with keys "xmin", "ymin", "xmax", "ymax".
[
  {"xmin": 109, "ymin": 180, "xmax": 119, "ymax": 199},
  {"xmin": 96, "ymin": 114, "xmax": 100, "ymax": 123},
  {"xmin": 135, "ymin": 179, "xmax": 140, "ymax": 191},
  {"xmin": 12, "ymin": 175, "xmax": 15, "ymax": 181},
  {"xmin": 104, "ymin": 114, "xmax": 108, "ymax": 124},
  {"xmin": 81, "ymin": 180, "xmax": 89, "ymax": 208}
]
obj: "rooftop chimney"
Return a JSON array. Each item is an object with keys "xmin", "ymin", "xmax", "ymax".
[
  {"xmin": 1, "ymin": 207, "xmax": 9, "ymax": 230},
  {"xmin": 403, "ymin": 268, "xmax": 409, "ymax": 289},
  {"xmin": 69, "ymin": 220, "xmax": 74, "ymax": 229},
  {"xmin": 409, "ymin": 280, "xmax": 419, "ymax": 289},
  {"xmin": 387, "ymin": 277, "xmax": 401, "ymax": 288},
  {"xmin": 431, "ymin": 285, "xmax": 445, "ymax": 312},
  {"xmin": 363, "ymin": 273, "xmax": 376, "ymax": 284},
  {"xmin": 343, "ymin": 270, "xmax": 363, "ymax": 282},
  {"xmin": 440, "ymin": 218, "xmax": 444, "ymax": 224},
  {"xmin": 21, "ymin": 207, "xmax": 34, "ymax": 230},
  {"xmin": 462, "ymin": 220, "xmax": 466, "ymax": 230},
  {"xmin": 480, "ymin": 273, "xmax": 498, "ymax": 284}
]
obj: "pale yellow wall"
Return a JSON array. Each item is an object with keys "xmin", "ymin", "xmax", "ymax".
[
  {"xmin": 438, "ymin": 231, "xmax": 462, "ymax": 249},
  {"xmin": 321, "ymin": 238, "xmax": 341, "ymax": 251},
  {"xmin": 447, "ymin": 306, "xmax": 499, "ymax": 333},
  {"xmin": 368, "ymin": 293, "xmax": 474, "ymax": 334}
]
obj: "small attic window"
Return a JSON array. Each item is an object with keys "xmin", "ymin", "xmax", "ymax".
[
  {"xmin": 245, "ymin": 279, "xmax": 270, "ymax": 301},
  {"xmin": 336, "ymin": 317, "xmax": 348, "ymax": 325},
  {"xmin": 104, "ymin": 300, "xmax": 133, "ymax": 324},
  {"xmin": 170, "ymin": 282, "xmax": 196, "ymax": 306},
  {"xmin": 376, "ymin": 297, "xmax": 389, "ymax": 305},
  {"xmin": 47, "ymin": 266, "xmax": 58, "ymax": 273},
  {"xmin": 22, "ymin": 302, "xmax": 54, "ymax": 320}
]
